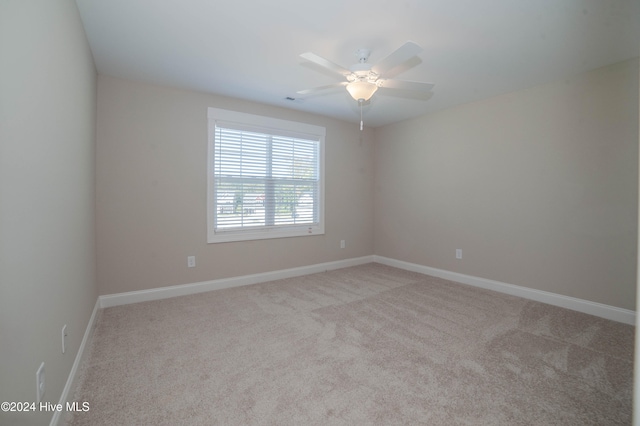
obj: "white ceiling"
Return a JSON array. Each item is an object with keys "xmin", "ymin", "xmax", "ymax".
[{"xmin": 75, "ymin": 0, "xmax": 639, "ymax": 128}]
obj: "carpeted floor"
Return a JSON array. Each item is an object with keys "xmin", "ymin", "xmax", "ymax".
[{"xmin": 66, "ymin": 263, "xmax": 634, "ymax": 425}]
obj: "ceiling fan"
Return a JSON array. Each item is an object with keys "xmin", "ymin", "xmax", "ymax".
[{"xmin": 297, "ymin": 41, "xmax": 435, "ymax": 129}]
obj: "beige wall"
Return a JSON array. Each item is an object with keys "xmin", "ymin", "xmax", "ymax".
[
  {"xmin": 0, "ymin": 1, "xmax": 98, "ymax": 425},
  {"xmin": 96, "ymin": 75, "xmax": 374, "ymax": 295},
  {"xmin": 374, "ymin": 58, "xmax": 639, "ymax": 310},
  {"xmin": 634, "ymin": 58, "xmax": 640, "ymax": 426}
]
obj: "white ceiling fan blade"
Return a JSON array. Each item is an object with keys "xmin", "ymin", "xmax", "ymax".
[
  {"xmin": 300, "ymin": 52, "xmax": 351, "ymax": 78},
  {"xmin": 378, "ymin": 56, "xmax": 423, "ymax": 79},
  {"xmin": 297, "ymin": 82, "xmax": 347, "ymax": 95},
  {"xmin": 378, "ymin": 86, "xmax": 435, "ymax": 101},
  {"xmin": 372, "ymin": 41, "xmax": 423, "ymax": 78},
  {"xmin": 379, "ymin": 79, "xmax": 434, "ymax": 92}
]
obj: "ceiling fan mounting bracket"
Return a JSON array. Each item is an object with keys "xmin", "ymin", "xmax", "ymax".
[{"xmin": 355, "ymin": 48, "xmax": 371, "ymax": 63}]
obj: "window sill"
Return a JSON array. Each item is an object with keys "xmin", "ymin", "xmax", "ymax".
[{"xmin": 207, "ymin": 225, "xmax": 324, "ymax": 243}]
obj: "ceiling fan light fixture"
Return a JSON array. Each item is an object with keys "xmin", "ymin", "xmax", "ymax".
[{"xmin": 346, "ymin": 81, "xmax": 378, "ymax": 102}]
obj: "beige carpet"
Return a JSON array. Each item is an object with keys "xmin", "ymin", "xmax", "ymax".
[{"xmin": 66, "ymin": 263, "xmax": 633, "ymax": 425}]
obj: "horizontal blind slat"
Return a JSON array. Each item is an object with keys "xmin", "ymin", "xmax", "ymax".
[{"xmin": 214, "ymin": 124, "xmax": 319, "ymax": 231}]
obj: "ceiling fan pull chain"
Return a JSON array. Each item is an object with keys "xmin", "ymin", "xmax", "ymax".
[{"xmin": 360, "ymin": 99, "xmax": 363, "ymax": 131}]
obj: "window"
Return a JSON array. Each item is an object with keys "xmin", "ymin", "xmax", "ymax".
[{"xmin": 207, "ymin": 108, "xmax": 325, "ymax": 243}]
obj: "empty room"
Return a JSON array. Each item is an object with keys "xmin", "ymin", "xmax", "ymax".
[{"xmin": 1, "ymin": 0, "xmax": 639, "ymax": 425}]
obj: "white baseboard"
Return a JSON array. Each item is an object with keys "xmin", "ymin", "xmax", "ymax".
[
  {"xmin": 99, "ymin": 255, "xmax": 375, "ymax": 308},
  {"xmin": 50, "ymin": 299, "xmax": 100, "ymax": 426},
  {"xmin": 374, "ymin": 255, "xmax": 636, "ymax": 325},
  {"xmin": 98, "ymin": 253, "xmax": 635, "ymax": 324}
]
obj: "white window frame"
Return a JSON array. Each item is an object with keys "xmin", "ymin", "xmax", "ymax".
[{"xmin": 207, "ymin": 108, "xmax": 325, "ymax": 243}]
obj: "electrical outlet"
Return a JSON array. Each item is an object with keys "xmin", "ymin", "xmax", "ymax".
[
  {"xmin": 456, "ymin": 249, "xmax": 462, "ymax": 259},
  {"xmin": 36, "ymin": 362, "xmax": 45, "ymax": 403},
  {"xmin": 62, "ymin": 324, "xmax": 68, "ymax": 354},
  {"xmin": 340, "ymin": 240, "xmax": 345, "ymax": 249},
  {"xmin": 187, "ymin": 256, "xmax": 196, "ymax": 268}
]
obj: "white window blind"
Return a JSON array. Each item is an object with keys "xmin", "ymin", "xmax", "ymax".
[{"xmin": 207, "ymin": 108, "xmax": 325, "ymax": 243}]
